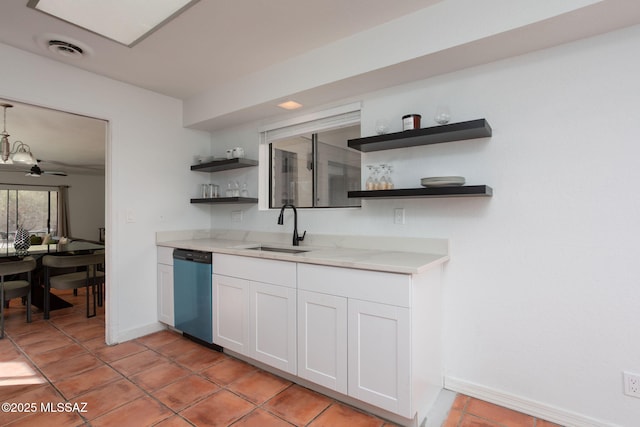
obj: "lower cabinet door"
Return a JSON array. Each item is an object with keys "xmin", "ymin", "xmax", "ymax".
[
  {"xmin": 212, "ymin": 274, "xmax": 249, "ymax": 354},
  {"xmin": 157, "ymin": 263, "xmax": 174, "ymax": 326},
  {"xmin": 348, "ymin": 299, "xmax": 411, "ymax": 417},
  {"xmin": 250, "ymin": 281, "xmax": 297, "ymax": 374},
  {"xmin": 297, "ymin": 290, "xmax": 348, "ymax": 394}
]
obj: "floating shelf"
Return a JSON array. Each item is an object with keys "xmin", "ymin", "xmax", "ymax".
[
  {"xmin": 191, "ymin": 158, "xmax": 258, "ymax": 172},
  {"xmin": 348, "ymin": 185, "xmax": 493, "ymax": 199},
  {"xmin": 348, "ymin": 119, "xmax": 492, "ymax": 152},
  {"xmin": 191, "ymin": 197, "xmax": 258, "ymax": 204}
]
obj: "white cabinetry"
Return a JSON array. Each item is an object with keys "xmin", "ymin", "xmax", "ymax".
[
  {"xmin": 212, "ymin": 254, "xmax": 297, "ymax": 374},
  {"xmin": 250, "ymin": 281, "xmax": 297, "ymax": 373},
  {"xmin": 212, "ymin": 274, "xmax": 249, "ymax": 353},
  {"xmin": 297, "ymin": 263, "xmax": 442, "ymax": 421},
  {"xmin": 209, "ymin": 251, "xmax": 443, "ymax": 423},
  {"xmin": 348, "ymin": 299, "xmax": 410, "ymax": 415},
  {"xmin": 297, "ymin": 289, "xmax": 348, "ymax": 393},
  {"xmin": 157, "ymin": 247, "xmax": 174, "ymax": 326}
]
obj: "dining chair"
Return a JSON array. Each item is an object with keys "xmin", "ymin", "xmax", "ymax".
[
  {"xmin": 0, "ymin": 257, "xmax": 36, "ymax": 339},
  {"xmin": 42, "ymin": 252, "xmax": 105, "ymax": 319}
]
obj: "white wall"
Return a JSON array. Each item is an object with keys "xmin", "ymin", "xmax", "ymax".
[
  {"xmin": 0, "ymin": 43, "xmax": 212, "ymax": 344},
  {"xmin": 0, "ymin": 172, "xmax": 105, "ymax": 241},
  {"xmin": 208, "ymin": 25, "xmax": 640, "ymax": 426},
  {"xmin": 65, "ymin": 174, "xmax": 105, "ymax": 241}
]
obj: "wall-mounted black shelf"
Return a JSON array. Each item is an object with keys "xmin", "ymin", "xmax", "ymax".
[
  {"xmin": 191, "ymin": 197, "xmax": 258, "ymax": 204},
  {"xmin": 191, "ymin": 158, "xmax": 258, "ymax": 172},
  {"xmin": 348, "ymin": 185, "xmax": 493, "ymax": 199},
  {"xmin": 348, "ymin": 119, "xmax": 492, "ymax": 152}
]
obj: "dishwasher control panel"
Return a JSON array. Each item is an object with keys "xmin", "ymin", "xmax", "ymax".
[{"xmin": 173, "ymin": 248, "xmax": 212, "ymax": 264}]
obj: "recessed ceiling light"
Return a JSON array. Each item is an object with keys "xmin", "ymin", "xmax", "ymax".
[
  {"xmin": 27, "ymin": 0, "xmax": 199, "ymax": 47},
  {"xmin": 277, "ymin": 101, "xmax": 303, "ymax": 110}
]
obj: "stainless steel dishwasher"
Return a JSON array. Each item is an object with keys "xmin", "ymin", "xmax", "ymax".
[{"xmin": 172, "ymin": 248, "xmax": 217, "ymax": 346}]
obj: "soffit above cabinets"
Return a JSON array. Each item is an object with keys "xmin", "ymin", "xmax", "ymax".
[{"xmin": 1, "ymin": 1, "xmax": 639, "ymax": 130}]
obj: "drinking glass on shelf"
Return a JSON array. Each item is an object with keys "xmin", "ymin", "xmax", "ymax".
[
  {"xmin": 365, "ymin": 165, "xmax": 375, "ymax": 190},
  {"xmin": 372, "ymin": 165, "xmax": 381, "ymax": 190},
  {"xmin": 379, "ymin": 164, "xmax": 389, "ymax": 190},
  {"xmin": 241, "ymin": 183, "xmax": 249, "ymax": 197},
  {"xmin": 434, "ymin": 105, "xmax": 451, "ymax": 125},
  {"xmin": 209, "ymin": 184, "xmax": 219, "ymax": 198},
  {"xmin": 226, "ymin": 182, "xmax": 233, "ymax": 197},
  {"xmin": 379, "ymin": 164, "xmax": 394, "ymax": 189},
  {"xmin": 385, "ymin": 165, "xmax": 394, "ymax": 189},
  {"xmin": 375, "ymin": 119, "xmax": 390, "ymax": 135}
]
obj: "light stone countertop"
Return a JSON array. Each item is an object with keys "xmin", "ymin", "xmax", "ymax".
[{"xmin": 157, "ymin": 230, "xmax": 449, "ymax": 275}]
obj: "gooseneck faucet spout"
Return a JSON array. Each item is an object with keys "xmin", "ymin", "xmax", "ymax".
[{"xmin": 277, "ymin": 204, "xmax": 306, "ymax": 246}]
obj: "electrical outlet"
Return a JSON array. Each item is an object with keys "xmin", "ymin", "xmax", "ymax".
[
  {"xmin": 394, "ymin": 208, "xmax": 405, "ymax": 224},
  {"xmin": 623, "ymin": 372, "xmax": 640, "ymax": 398},
  {"xmin": 231, "ymin": 210, "xmax": 243, "ymax": 223}
]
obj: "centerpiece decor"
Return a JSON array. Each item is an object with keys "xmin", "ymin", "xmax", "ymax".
[{"xmin": 14, "ymin": 225, "xmax": 31, "ymax": 256}]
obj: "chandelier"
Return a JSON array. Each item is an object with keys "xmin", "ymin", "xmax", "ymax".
[{"xmin": 1, "ymin": 103, "xmax": 37, "ymax": 165}]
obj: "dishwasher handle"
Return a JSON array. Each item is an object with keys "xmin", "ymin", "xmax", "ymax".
[{"xmin": 173, "ymin": 248, "xmax": 212, "ymax": 264}]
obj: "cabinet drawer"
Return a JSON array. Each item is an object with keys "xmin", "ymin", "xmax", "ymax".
[
  {"xmin": 157, "ymin": 246, "xmax": 174, "ymax": 265},
  {"xmin": 212, "ymin": 253, "xmax": 296, "ymax": 288},
  {"xmin": 297, "ymin": 264, "xmax": 411, "ymax": 307}
]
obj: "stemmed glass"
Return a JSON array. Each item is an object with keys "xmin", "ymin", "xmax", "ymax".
[
  {"xmin": 372, "ymin": 165, "xmax": 381, "ymax": 190},
  {"xmin": 384, "ymin": 164, "xmax": 394, "ymax": 189},
  {"xmin": 379, "ymin": 164, "xmax": 389, "ymax": 190},
  {"xmin": 366, "ymin": 165, "xmax": 375, "ymax": 190}
]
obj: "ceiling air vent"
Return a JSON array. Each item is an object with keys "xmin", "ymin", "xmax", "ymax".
[{"xmin": 47, "ymin": 40, "xmax": 84, "ymax": 58}]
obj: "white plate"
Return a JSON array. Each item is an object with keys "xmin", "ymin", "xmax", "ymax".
[{"xmin": 421, "ymin": 176, "xmax": 465, "ymax": 187}]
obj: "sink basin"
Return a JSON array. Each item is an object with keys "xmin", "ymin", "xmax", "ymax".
[{"xmin": 246, "ymin": 245, "xmax": 309, "ymax": 254}]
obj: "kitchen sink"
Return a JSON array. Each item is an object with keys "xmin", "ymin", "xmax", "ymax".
[{"xmin": 246, "ymin": 245, "xmax": 310, "ymax": 254}]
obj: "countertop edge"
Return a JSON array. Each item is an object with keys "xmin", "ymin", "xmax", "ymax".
[{"xmin": 157, "ymin": 238, "xmax": 449, "ymax": 275}]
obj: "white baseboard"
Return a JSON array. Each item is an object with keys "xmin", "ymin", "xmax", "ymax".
[
  {"xmin": 109, "ymin": 321, "xmax": 167, "ymax": 344},
  {"xmin": 444, "ymin": 376, "xmax": 619, "ymax": 427}
]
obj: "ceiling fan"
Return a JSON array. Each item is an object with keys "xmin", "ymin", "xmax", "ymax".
[
  {"xmin": 0, "ymin": 160, "xmax": 67, "ymax": 177},
  {"xmin": 26, "ymin": 162, "xmax": 67, "ymax": 177}
]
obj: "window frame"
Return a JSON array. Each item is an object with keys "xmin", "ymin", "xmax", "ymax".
[
  {"xmin": 0, "ymin": 185, "xmax": 59, "ymax": 248},
  {"xmin": 258, "ymin": 103, "xmax": 361, "ymax": 211}
]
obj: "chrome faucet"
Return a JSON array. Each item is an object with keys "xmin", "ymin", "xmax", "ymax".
[{"xmin": 277, "ymin": 204, "xmax": 306, "ymax": 246}]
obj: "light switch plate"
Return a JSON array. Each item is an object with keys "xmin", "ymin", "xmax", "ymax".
[
  {"xmin": 394, "ymin": 208, "xmax": 405, "ymax": 224},
  {"xmin": 125, "ymin": 209, "xmax": 136, "ymax": 223}
]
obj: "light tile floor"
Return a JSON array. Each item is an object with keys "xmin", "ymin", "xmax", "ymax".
[{"xmin": 1, "ymin": 288, "xmax": 564, "ymax": 426}]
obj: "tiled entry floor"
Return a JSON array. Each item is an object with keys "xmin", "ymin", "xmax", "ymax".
[{"xmin": 1, "ymin": 288, "xmax": 564, "ymax": 426}]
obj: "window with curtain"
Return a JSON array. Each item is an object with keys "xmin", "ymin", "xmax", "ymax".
[
  {"xmin": 261, "ymin": 105, "xmax": 362, "ymax": 209},
  {"xmin": 0, "ymin": 188, "xmax": 58, "ymax": 248}
]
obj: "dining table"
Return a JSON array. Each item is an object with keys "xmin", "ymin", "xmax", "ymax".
[{"xmin": 0, "ymin": 240, "xmax": 105, "ymax": 312}]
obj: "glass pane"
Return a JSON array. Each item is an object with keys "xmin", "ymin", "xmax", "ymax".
[
  {"xmin": 8, "ymin": 190, "xmax": 16, "ymax": 244},
  {"xmin": 17, "ymin": 190, "xmax": 49, "ymax": 237},
  {"xmin": 270, "ymin": 136, "xmax": 313, "ymax": 208},
  {"xmin": 0, "ymin": 190, "xmax": 7, "ymax": 248},
  {"xmin": 0, "ymin": 189, "xmax": 58, "ymax": 246},
  {"xmin": 315, "ymin": 126, "xmax": 361, "ymax": 207}
]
